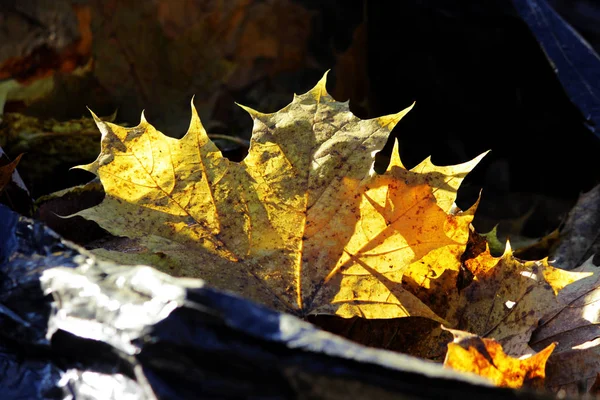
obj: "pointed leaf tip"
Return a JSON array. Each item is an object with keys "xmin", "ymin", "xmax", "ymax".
[
  {"xmin": 107, "ymin": 109, "xmax": 118, "ymax": 122},
  {"xmin": 377, "ymin": 101, "xmax": 415, "ymax": 131},
  {"xmin": 318, "ymin": 69, "xmax": 330, "ymax": 86},
  {"xmin": 388, "ymin": 138, "xmax": 405, "ymax": 170},
  {"xmin": 472, "ymin": 149, "xmax": 491, "ymax": 166},
  {"xmin": 236, "ymin": 102, "xmax": 264, "ymax": 119},
  {"xmin": 190, "ymin": 98, "xmax": 200, "ymax": 120},
  {"xmin": 87, "ymin": 107, "xmax": 102, "ymax": 123},
  {"xmin": 185, "ymin": 97, "xmax": 211, "ymax": 142},
  {"xmin": 140, "ymin": 110, "xmax": 148, "ymax": 124},
  {"xmin": 309, "ymin": 70, "xmax": 331, "ymax": 98},
  {"xmin": 87, "ymin": 107, "xmax": 113, "ymax": 142},
  {"xmin": 503, "ymin": 239, "xmax": 513, "ymax": 257}
]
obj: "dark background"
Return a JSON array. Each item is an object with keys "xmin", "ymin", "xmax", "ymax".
[{"xmin": 362, "ymin": 0, "xmax": 600, "ymax": 237}]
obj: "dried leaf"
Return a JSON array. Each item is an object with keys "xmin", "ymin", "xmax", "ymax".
[
  {"xmin": 308, "ymin": 315, "xmax": 451, "ymax": 361},
  {"xmin": 450, "ymin": 243, "xmax": 587, "ymax": 357},
  {"xmin": 513, "ymin": 229, "xmax": 560, "ymax": 261},
  {"xmin": 530, "ymin": 257, "xmax": 600, "ymax": 393},
  {"xmin": 552, "ymin": 183, "xmax": 600, "ymax": 270},
  {"xmin": 74, "ymin": 73, "xmax": 485, "ymax": 319},
  {"xmin": 444, "ymin": 327, "xmax": 555, "ymax": 389},
  {"xmin": 91, "ymin": 0, "xmax": 313, "ymax": 130},
  {"xmin": 589, "ymin": 373, "xmax": 600, "ymax": 396},
  {"xmin": 35, "ymin": 179, "xmax": 107, "ymax": 244},
  {"xmin": 402, "ymin": 201, "xmax": 477, "ymax": 319}
]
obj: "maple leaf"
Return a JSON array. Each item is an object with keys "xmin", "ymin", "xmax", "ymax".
[
  {"xmin": 402, "ymin": 201, "xmax": 478, "ymax": 319},
  {"xmin": 551, "ymin": 183, "xmax": 600, "ymax": 270},
  {"xmin": 74, "ymin": 73, "xmax": 485, "ymax": 319},
  {"xmin": 529, "ymin": 257, "xmax": 600, "ymax": 393},
  {"xmin": 449, "ymin": 242, "xmax": 588, "ymax": 357},
  {"xmin": 443, "ymin": 327, "xmax": 555, "ymax": 389}
]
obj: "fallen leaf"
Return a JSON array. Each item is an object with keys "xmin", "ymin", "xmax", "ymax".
[
  {"xmin": 366, "ymin": 135, "xmax": 486, "ymax": 321},
  {"xmin": 308, "ymin": 315, "xmax": 447, "ymax": 359},
  {"xmin": 450, "ymin": 242, "xmax": 588, "ymax": 357},
  {"xmin": 551, "ymin": 183, "xmax": 600, "ymax": 270},
  {"xmin": 589, "ymin": 373, "xmax": 600, "ymax": 397},
  {"xmin": 0, "ymin": 3, "xmax": 92, "ymax": 113},
  {"xmin": 513, "ymin": 229, "xmax": 560, "ymax": 261},
  {"xmin": 35, "ymin": 179, "xmax": 107, "ymax": 244},
  {"xmin": 74, "ymin": 73, "xmax": 485, "ymax": 319},
  {"xmin": 90, "ymin": 0, "xmax": 235, "ymax": 128},
  {"xmin": 443, "ymin": 327, "xmax": 555, "ymax": 389},
  {"xmin": 530, "ymin": 257, "xmax": 600, "ymax": 394},
  {"xmin": 479, "ymin": 209, "xmax": 559, "ymax": 259},
  {"xmin": 402, "ymin": 201, "xmax": 477, "ymax": 319},
  {"xmin": 91, "ymin": 0, "xmax": 313, "ymax": 132}
]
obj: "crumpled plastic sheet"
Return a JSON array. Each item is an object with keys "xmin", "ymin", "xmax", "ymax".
[
  {"xmin": 0, "ymin": 203, "xmax": 543, "ymax": 399},
  {"xmin": 513, "ymin": 0, "xmax": 600, "ymax": 136}
]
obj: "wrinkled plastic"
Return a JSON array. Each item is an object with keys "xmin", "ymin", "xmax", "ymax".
[
  {"xmin": 0, "ymin": 203, "xmax": 547, "ymax": 399},
  {"xmin": 514, "ymin": 0, "xmax": 600, "ymax": 136}
]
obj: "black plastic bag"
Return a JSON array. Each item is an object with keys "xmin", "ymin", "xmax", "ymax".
[
  {"xmin": 0, "ymin": 204, "xmax": 553, "ymax": 399},
  {"xmin": 513, "ymin": 0, "xmax": 600, "ymax": 136}
]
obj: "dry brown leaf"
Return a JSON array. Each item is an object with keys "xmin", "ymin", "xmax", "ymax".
[
  {"xmin": 443, "ymin": 327, "xmax": 555, "ymax": 389},
  {"xmin": 73, "ymin": 73, "xmax": 485, "ymax": 320},
  {"xmin": 529, "ymin": 257, "xmax": 600, "ymax": 394},
  {"xmin": 308, "ymin": 315, "xmax": 451, "ymax": 361},
  {"xmin": 449, "ymin": 243, "xmax": 588, "ymax": 357},
  {"xmin": 589, "ymin": 373, "xmax": 600, "ymax": 397},
  {"xmin": 552, "ymin": 183, "xmax": 600, "ymax": 270},
  {"xmin": 91, "ymin": 0, "xmax": 313, "ymax": 130}
]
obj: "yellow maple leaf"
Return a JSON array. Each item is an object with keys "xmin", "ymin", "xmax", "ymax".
[
  {"xmin": 443, "ymin": 327, "xmax": 555, "ymax": 389},
  {"xmin": 74, "ymin": 73, "xmax": 484, "ymax": 319}
]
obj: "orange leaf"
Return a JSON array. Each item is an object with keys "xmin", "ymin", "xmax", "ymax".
[{"xmin": 444, "ymin": 327, "xmax": 555, "ymax": 389}]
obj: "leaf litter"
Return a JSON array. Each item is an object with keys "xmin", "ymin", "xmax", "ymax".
[{"xmin": 65, "ymin": 73, "xmax": 600, "ymax": 392}]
